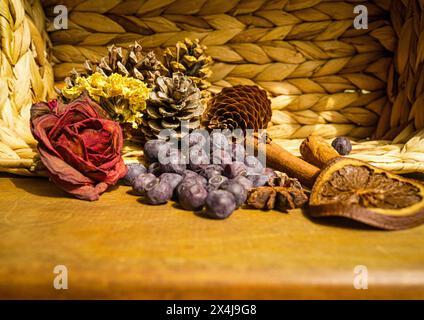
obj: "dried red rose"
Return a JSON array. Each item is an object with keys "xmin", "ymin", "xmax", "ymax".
[{"xmin": 30, "ymin": 94, "xmax": 127, "ymax": 201}]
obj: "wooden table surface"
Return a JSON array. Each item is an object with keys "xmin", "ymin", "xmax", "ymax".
[{"xmin": 0, "ymin": 173, "xmax": 424, "ymax": 299}]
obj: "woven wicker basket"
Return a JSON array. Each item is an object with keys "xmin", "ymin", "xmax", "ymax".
[{"xmin": 1, "ymin": 0, "xmax": 423, "ymax": 175}]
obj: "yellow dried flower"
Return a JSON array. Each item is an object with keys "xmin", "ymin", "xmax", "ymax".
[{"xmin": 61, "ymin": 73, "xmax": 150, "ymax": 128}]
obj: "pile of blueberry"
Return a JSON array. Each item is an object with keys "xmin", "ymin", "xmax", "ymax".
[{"xmin": 123, "ymin": 132, "xmax": 276, "ymax": 219}]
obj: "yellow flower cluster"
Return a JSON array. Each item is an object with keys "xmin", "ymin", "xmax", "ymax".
[{"xmin": 62, "ymin": 73, "xmax": 150, "ymax": 127}]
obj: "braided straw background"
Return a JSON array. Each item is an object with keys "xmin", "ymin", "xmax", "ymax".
[
  {"xmin": 0, "ymin": 0, "xmax": 55, "ymax": 175},
  {"xmin": 42, "ymin": 0, "xmax": 394, "ymax": 140},
  {"xmin": 0, "ymin": 0, "xmax": 423, "ymax": 174}
]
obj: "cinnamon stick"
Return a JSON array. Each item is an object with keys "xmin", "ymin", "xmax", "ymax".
[
  {"xmin": 299, "ymin": 136, "xmax": 339, "ymax": 169},
  {"xmin": 246, "ymin": 137, "xmax": 320, "ymax": 188}
]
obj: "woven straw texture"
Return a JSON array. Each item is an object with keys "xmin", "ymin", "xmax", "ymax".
[
  {"xmin": 0, "ymin": 0, "xmax": 55, "ymax": 175},
  {"xmin": 43, "ymin": 0, "xmax": 393, "ymax": 140},
  {"xmin": 1, "ymin": 0, "xmax": 423, "ymax": 174}
]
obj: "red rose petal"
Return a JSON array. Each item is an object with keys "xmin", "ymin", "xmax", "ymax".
[{"xmin": 31, "ymin": 95, "xmax": 126, "ymax": 201}]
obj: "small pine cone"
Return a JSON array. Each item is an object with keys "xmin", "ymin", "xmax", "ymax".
[
  {"xmin": 64, "ymin": 42, "xmax": 166, "ymax": 88},
  {"xmin": 164, "ymin": 38, "xmax": 213, "ymax": 90},
  {"xmin": 201, "ymin": 85, "xmax": 272, "ymax": 131},
  {"xmin": 140, "ymin": 72, "xmax": 204, "ymax": 141}
]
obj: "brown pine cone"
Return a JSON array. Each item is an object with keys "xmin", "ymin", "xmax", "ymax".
[
  {"xmin": 164, "ymin": 38, "xmax": 213, "ymax": 91},
  {"xmin": 140, "ymin": 72, "xmax": 203, "ymax": 141},
  {"xmin": 201, "ymin": 85, "xmax": 272, "ymax": 131},
  {"xmin": 64, "ymin": 42, "xmax": 166, "ymax": 88}
]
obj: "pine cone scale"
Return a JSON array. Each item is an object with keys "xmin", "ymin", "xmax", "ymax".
[
  {"xmin": 141, "ymin": 72, "xmax": 204, "ymax": 142},
  {"xmin": 202, "ymin": 85, "xmax": 272, "ymax": 132}
]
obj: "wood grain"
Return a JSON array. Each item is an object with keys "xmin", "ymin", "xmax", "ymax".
[{"xmin": 0, "ymin": 174, "xmax": 424, "ymax": 299}]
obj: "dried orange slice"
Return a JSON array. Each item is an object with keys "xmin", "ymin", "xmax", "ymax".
[{"xmin": 308, "ymin": 158, "xmax": 424, "ymax": 230}]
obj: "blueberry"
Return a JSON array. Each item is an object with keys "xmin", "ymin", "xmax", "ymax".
[
  {"xmin": 331, "ymin": 136, "xmax": 352, "ymax": 155},
  {"xmin": 176, "ymin": 177, "xmax": 204, "ymax": 197},
  {"xmin": 182, "ymin": 131, "xmax": 208, "ymax": 148},
  {"xmin": 159, "ymin": 173, "xmax": 183, "ymax": 191},
  {"xmin": 182, "ymin": 169, "xmax": 198, "ymax": 179},
  {"xmin": 160, "ymin": 149, "xmax": 186, "ymax": 174},
  {"xmin": 178, "ymin": 183, "xmax": 208, "ymax": 211},
  {"xmin": 206, "ymin": 184, "xmax": 218, "ymax": 193},
  {"xmin": 182, "ymin": 170, "xmax": 207, "ymax": 187},
  {"xmin": 224, "ymin": 162, "xmax": 247, "ymax": 179},
  {"xmin": 161, "ymin": 162, "xmax": 186, "ymax": 175},
  {"xmin": 247, "ymin": 174, "xmax": 269, "ymax": 187},
  {"xmin": 245, "ymin": 155, "xmax": 264, "ymax": 175},
  {"xmin": 145, "ymin": 180, "xmax": 173, "ymax": 205},
  {"xmin": 123, "ymin": 163, "xmax": 146, "ymax": 185},
  {"xmin": 132, "ymin": 173, "xmax": 159, "ymax": 195},
  {"xmin": 231, "ymin": 143, "xmax": 245, "ymax": 162},
  {"xmin": 211, "ymin": 149, "xmax": 232, "ymax": 166},
  {"xmin": 148, "ymin": 162, "xmax": 162, "ymax": 176},
  {"xmin": 143, "ymin": 139, "xmax": 170, "ymax": 162},
  {"xmin": 188, "ymin": 147, "xmax": 210, "ymax": 172},
  {"xmin": 201, "ymin": 164, "xmax": 224, "ymax": 179},
  {"xmin": 208, "ymin": 175, "xmax": 228, "ymax": 189},
  {"xmin": 182, "ymin": 170, "xmax": 206, "ymax": 184},
  {"xmin": 219, "ymin": 181, "xmax": 247, "ymax": 208},
  {"xmin": 232, "ymin": 176, "xmax": 253, "ymax": 191},
  {"xmin": 197, "ymin": 175, "xmax": 208, "ymax": 187},
  {"xmin": 205, "ymin": 190, "xmax": 236, "ymax": 219}
]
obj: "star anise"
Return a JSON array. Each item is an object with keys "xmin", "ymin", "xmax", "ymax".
[{"xmin": 247, "ymin": 186, "xmax": 308, "ymax": 212}]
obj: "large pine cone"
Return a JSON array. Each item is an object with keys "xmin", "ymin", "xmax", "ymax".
[
  {"xmin": 202, "ymin": 85, "xmax": 272, "ymax": 131},
  {"xmin": 64, "ymin": 42, "xmax": 166, "ymax": 88},
  {"xmin": 140, "ymin": 72, "xmax": 203, "ymax": 141}
]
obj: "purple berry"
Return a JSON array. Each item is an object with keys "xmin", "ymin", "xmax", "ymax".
[
  {"xmin": 190, "ymin": 164, "xmax": 208, "ymax": 174},
  {"xmin": 189, "ymin": 147, "xmax": 209, "ymax": 164},
  {"xmin": 182, "ymin": 170, "xmax": 207, "ymax": 187},
  {"xmin": 123, "ymin": 163, "xmax": 146, "ymax": 185},
  {"xmin": 245, "ymin": 155, "xmax": 264, "ymax": 175},
  {"xmin": 182, "ymin": 170, "xmax": 198, "ymax": 179},
  {"xmin": 232, "ymin": 176, "xmax": 253, "ymax": 191},
  {"xmin": 145, "ymin": 180, "xmax": 173, "ymax": 205},
  {"xmin": 148, "ymin": 162, "xmax": 162, "ymax": 176},
  {"xmin": 211, "ymin": 149, "xmax": 232, "ymax": 166},
  {"xmin": 224, "ymin": 162, "xmax": 247, "ymax": 179},
  {"xmin": 208, "ymin": 175, "xmax": 228, "ymax": 189},
  {"xmin": 206, "ymin": 184, "xmax": 218, "ymax": 193},
  {"xmin": 201, "ymin": 164, "xmax": 224, "ymax": 179},
  {"xmin": 143, "ymin": 140, "xmax": 170, "ymax": 162},
  {"xmin": 159, "ymin": 173, "xmax": 183, "ymax": 191},
  {"xmin": 161, "ymin": 162, "xmax": 186, "ymax": 174},
  {"xmin": 205, "ymin": 190, "xmax": 236, "ymax": 219},
  {"xmin": 332, "ymin": 136, "xmax": 352, "ymax": 155},
  {"xmin": 188, "ymin": 147, "xmax": 210, "ymax": 172},
  {"xmin": 178, "ymin": 183, "xmax": 208, "ymax": 211},
  {"xmin": 247, "ymin": 174, "xmax": 269, "ymax": 187},
  {"xmin": 132, "ymin": 173, "xmax": 159, "ymax": 195},
  {"xmin": 182, "ymin": 131, "xmax": 208, "ymax": 148},
  {"xmin": 197, "ymin": 175, "xmax": 208, "ymax": 187},
  {"xmin": 219, "ymin": 181, "xmax": 247, "ymax": 208},
  {"xmin": 160, "ymin": 149, "xmax": 186, "ymax": 174}
]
